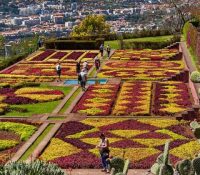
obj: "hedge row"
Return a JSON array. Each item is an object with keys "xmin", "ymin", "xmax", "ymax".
[
  {"xmin": 0, "ymin": 52, "xmax": 28, "ymax": 71},
  {"xmin": 184, "ymin": 21, "xmax": 200, "ymax": 60},
  {"xmin": 45, "ymin": 38, "xmax": 104, "ymax": 50}
]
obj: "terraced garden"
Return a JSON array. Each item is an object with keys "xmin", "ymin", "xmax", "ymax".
[{"xmin": 0, "ymin": 47, "xmax": 199, "ymax": 174}]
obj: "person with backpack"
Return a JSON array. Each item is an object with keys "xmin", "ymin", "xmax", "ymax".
[{"xmin": 55, "ymin": 62, "xmax": 62, "ymax": 82}]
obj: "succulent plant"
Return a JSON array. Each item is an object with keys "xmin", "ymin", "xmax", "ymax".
[
  {"xmin": 110, "ymin": 157, "xmax": 125, "ymax": 174},
  {"xmin": 151, "ymin": 141, "xmax": 174, "ymax": 175},
  {"xmin": 192, "ymin": 157, "xmax": 200, "ymax": 175},
  {"xmin": 159, "ymin": 164, "xmax": 174, "ymax": 175},
  {"xmin": 191, "ymin": 71, "xmax": 200, "ymax": 83},
  {"xmin": 1, "ymin": 160, "xmax": 66, "ymax": 175},
  {"xmin": 193, "ymin": 128, "xmax": 200, "ymax": 139},
  {"xmin": 176, "ymin": 159, "xmax": 194, "ymax": 175}
]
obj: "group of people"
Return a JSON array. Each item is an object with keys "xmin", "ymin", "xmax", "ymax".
[
  {"xmin": 55, "ymin": 44, "xmax": 111, "ymax": 91},
  {"xmin": 100, "ymin": 44, "xmax": 111, "ymax": 58},
  {"xmin": 76, "ymin": 61, "xmax": 88, "ymax": 91}
]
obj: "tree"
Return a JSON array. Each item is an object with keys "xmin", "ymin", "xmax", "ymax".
[
  {"xmin": 0, "ymin": 35, "xmax": 5, "ymax": 48},
  {"xmin": 70, "ymin": 15, "xmax": 111, "ymax": 37},
  {"xmin": 163, "ymin": 0, "xmax": 200, "ymax": 33}
]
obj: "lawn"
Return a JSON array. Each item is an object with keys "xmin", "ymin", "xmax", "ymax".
[
  {"xmin": 4, "ymin": 85, "xmax": 72, "ymax": 117},
  {"xmin": 105, "ymin": 35, "xmax": 173, "ymax": 49}
]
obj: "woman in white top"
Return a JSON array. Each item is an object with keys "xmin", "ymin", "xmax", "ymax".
[{"xmin": 96, "ymin": 133, "xmax": 110, "ymax": 173}]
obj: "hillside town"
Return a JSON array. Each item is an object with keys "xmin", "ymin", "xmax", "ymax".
[{"xmin": 0, "ymin": 0, "xmax": 194, "ymax": 40}]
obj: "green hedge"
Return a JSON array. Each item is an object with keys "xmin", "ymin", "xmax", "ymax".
[
  {"xmin": 0, "ymin": 53, "xmax": 28, "ymax": 71},
  {"xmin": 45, "ymin": 38, "xmax": 104, "ymax": 50},
  {"xmin": 183, "ymin": 20, "xmax": 200, "ymax": 61}
]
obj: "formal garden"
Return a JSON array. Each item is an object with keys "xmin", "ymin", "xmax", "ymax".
[{"xmin": 0, "ymin": 31, "xmax": 200, "ymax": 174}]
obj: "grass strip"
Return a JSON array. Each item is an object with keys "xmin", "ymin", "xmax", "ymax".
[
  {"xmin": 48, "ymin": 117, "xmax": 65, "ymax": 120},
  {"xmin": 4, "ymin": 86, "xmax": 72, "ymax": 117},
  {"xmin": 105, "ymin": 35, "xmax": 173, "ymax": 49},
  {"xmin": 59, "ymin": 88, "xmax": 81, "ymax": 114},
  {"xmin": 18, "ymin": 124, "xmax": 54, "ymax": 161}
]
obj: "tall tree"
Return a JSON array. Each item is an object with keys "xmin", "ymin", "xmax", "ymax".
[{"xmin": 70, "ymin": 15, "xmax": 111, "ymax": 37}]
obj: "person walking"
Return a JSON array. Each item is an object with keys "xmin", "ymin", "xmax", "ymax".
[
  {"xmin": 76, "ymin": 61, "xmax": 81, "ymax": 74},
  {"xmin": 55, "ymin": 62, "xmax": 62, "ymax": 82},
  {"xmin": 94, "ymin": 56, "xmax": 100, "ymax": 71},
  {"xmin": 96, "ymin": 133, "xmax": 110, "ymax": 173},
  {"xmin": 106, "ymin": 45, "xmax": 111, "ymax": 58},
  {"xmin": 80, "ymin": 69, "xmax": 87, "ymax": 91},
  {"xmin": 99, "ymin": 44, "xmax": 104, "ymax": 57}
]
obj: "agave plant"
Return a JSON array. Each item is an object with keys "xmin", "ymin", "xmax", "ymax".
[{"xmin": 1, "ymin": 160, "xmax": 67, "ymax": 175}]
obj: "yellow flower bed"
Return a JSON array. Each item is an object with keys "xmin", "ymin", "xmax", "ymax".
[
  {"xmin": 170, "ymin": 141, "xmax": 200, "ymax": 159},
  {"xmin": 15, "ymin": 87, "xmax": 54, "ymax": 94},
  {"xmin": 41, "ymin": 138, "xmax": 81, "ymax": 161},
  {"xmin": 18, "ymin": 94, "xmax": 63, "ymax": 102},
  {"xmin": 138, "ymin": 119, "xmax": 184, "ymax": 128}
]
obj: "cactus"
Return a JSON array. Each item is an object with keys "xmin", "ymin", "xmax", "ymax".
[
  {"xmin": 151, "ymin": 141, "xmax": 174, "ymax": 175},
  {"xmin": 159, "ymin": 164, "xmax": 174, "ymax": 175},
  {"xmin": 2, "ymin": 160, "xmax": 66, "ymax": 175},
  {"xmin": 151, "ymin": 163, "xmax": 161, "ymax": 175},
  {"xmin": 176, "ymin": 159, "xmax": 194, "ymax": 175},
  {"xmin": 110, "ymin": 157, "xmax": 125, "ymax": 174},
  {"xmin": 192, "ymin": 157, "xmax": 200, "ymax": 175},
  {"xmin": 115, "ymin": 173, "xmax": 125, "ymax": 175},
  {"xmin": 193, "ymin": 128, "xmax": 200, "ymax": 139}
]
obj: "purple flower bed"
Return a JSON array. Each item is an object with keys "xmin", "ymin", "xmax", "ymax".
[
  {"xmin": 3, "ymin": 96, "xmax": 38, "ymax": 105},
  {"xmin": 50, "ymin": 52, "xmax": 68, "ymax": 59},
  {"xmin": 65, "ymin": 52, "xmax": 84, "ymax": 60},
  {"xmin": 83, "ymin": 52, "xmax": 98, "ymax": 58},
  {"xmin": 31, "ymin": 50, "xmax": 55, "ymax": 61}
]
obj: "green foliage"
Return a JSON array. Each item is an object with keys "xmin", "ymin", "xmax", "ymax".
[
  {"xmin": 193, "ymin": 128, "xmax": 200, "ymax": 139},
  {"xmin": 183, "ymin": 22, "xmax": 190, "ymax": 39},
  {"xmin": 1, "ymin": 160, "xmax": 66, "ymax": 175},
  {"xmin": 190, "ymin": 71, "xmax": 200, "ymax": 83},
  {"xmin": 192, "ymin": 157, "xmax": 200, "ymax": 175},
  {"xmin": 110, "ymin": 157, "xmax": 125, "ymax": 174},
  {"xmin": 0, "ymin": 122, "xmax": 37, "ymax": 141},
  {"xmin": 176, "ymin": 159, "xmax": 194, "ymax": 175},
  {"xmin": 70, "ymin": 15, "xmax": 111, "ymax": 37},
  {"xmin": 151, "ymin": 141, "xmax": 173, "ymax": 175},
  {"xmin": 105, "ymin": 35, "xmax": 178, "ymax": 49},
  {"xmin": 159, "ymin": 164, "xmax": 174, "ymax": 175},
  {"xmin": 0, "ymin": 140, "xmax": 18, "ymax": 151}
]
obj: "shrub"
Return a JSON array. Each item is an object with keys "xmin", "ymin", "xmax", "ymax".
[
  {"xmin": 1, "ymin": 160, "xmax": 66, "ymax": 175},
  {"xmin": 191, "ymin": 71, "xmax": 200, "ymax": 83}
]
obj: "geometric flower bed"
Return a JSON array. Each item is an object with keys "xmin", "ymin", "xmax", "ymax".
[
  {"xmin": 112, "ymin": 82, "xmax": 152, "ymax": 116},
  {"xmin": 0, "ymin": 87, "xmax": 64, "ymax": 114},
  {"xmin": 0, "ymin": 50, "xmax": 98, "ymax": 82},
  {"xmin": 97, "ymin": 60, "xmax": 185, "ymax": 80},
  {"xmin": 72, "ymin": 84, "xmax": 120, "ymax": 115},
  {"xmin": 40, "ymin": 118, "xmax": 199, "ymax": 169},
  {"xmin": 111, "ymin": 49, "xmax": 180, "ymax": 61},
  {"xmin": 72, "ymin": 81, "xmax": 193, "ymax": 117},
  {"xmin": 0, "ymin": 119, "xmax": 38, "ymax": 164},
  {"xmin": 153, "ymin": 81, "xmax": 193, "ymax": 116}
]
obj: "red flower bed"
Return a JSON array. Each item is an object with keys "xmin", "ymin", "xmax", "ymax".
[
  {"xmin": 65, "ymin": 52, "xmax": 84, "ymax": 60},
  {"xmin": 72, "ymin": 84, "xmax": 120, "ymax": 116},
  {"xmin": 31, "ymin": 50, "xmax": 55, "ymax": 61},
  {"xmin": 50, "ymin": 52, "xmax": 68, "ymax": 60},
  {"xmin": 83, "ymin": 52, "xmax": 98, "ymax": 58},
  {"xmin": 153, "ymin": 82, "xmax": 193, "ymax": 116}
]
